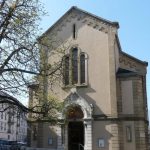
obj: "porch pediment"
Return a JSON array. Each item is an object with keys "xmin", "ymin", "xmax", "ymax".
[{"xmin": 63, "ymin": 88, "xmax": 93, "ymax": 119}]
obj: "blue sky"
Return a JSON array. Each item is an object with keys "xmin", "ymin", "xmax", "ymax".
[{"xmin": 39, "ymin": 0, "xmax": 150, "ymax": 113}]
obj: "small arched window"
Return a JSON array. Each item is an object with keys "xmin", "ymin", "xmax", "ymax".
[
  {"xmin": 72, "ymin": 48, "xmax": 78, "ymax": 84},
  {"xmin": 80, "ymin": 54, "xmax": 85, "ymax": 84}
]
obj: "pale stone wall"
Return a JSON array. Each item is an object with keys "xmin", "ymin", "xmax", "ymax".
[
  {"xmin": 116, "ymin": 75, "xmax": 149, "ymax": 150},
  {"xmin": 133, "ymin": 77, "xmax": 145, "ymax": 117},
  {"xmin": 134, "ymin": 121, "xmax": 149, "ymax": 150},
  {"xmin": 45, "ymin": 12, "xmax": 119, "ymax": 150},
  {"xmin": 123, "ymin": 121, "xmax": 136, "ymax": 150},
  {"xmin": 45, "ymin": 9, "xmax": 119, "ymax": 118},
  {"xmin": 121, "ymin": 80, "xmax": 134, "ymax": 114}
]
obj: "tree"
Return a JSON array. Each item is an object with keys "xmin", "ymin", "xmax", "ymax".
[
  {"xmin": 0, "ymin": 0, "xmax": 64, "ymax": 121},
  {"xmin": 0, "ymin": 0, "xmax": 43, "ymax": 94}
]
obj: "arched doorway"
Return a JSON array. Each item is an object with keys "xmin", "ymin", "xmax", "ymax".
[
  {"xmin": 67, "ymin": 106, "xmax": 84, "ymax": 150},
  {"xmin": 68, "ymin": 122, "xmax": 84, "ymax": 150}
]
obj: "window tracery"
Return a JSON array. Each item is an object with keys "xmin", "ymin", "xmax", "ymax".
[{"xmin": 63, "ymin": 47, "xmax": 87, "ymax": 86}]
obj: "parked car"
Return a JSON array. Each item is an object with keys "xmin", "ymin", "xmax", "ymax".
[
  {"xmin": 0, "ymin": 140, "xmax": 27, "ymax": 150},
  {"xmin": 0, "ymin": 139, "xmax": 11, "ymax": 150},
  {"xmin": 9, "ymin": 141, "xmax": 27, "ymax": 150},
  {"xmin": 17, "ymin": 142, "xmax": 27, "ymax": 150}
]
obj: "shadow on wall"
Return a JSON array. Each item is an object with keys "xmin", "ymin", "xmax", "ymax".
[
  {"xmin": 29, "ymin": 122, "xmax": 58, "ymax": 149},
  {"xmin": 77, "ymin": 85, "xmax": 113, "ymax": 150}
]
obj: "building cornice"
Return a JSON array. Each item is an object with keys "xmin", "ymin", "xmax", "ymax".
[
  {"xmin": 93, "ymin": 115, "xmax": 149, "ymax": 124},
  {"xmin": 121, "ymin": 51, "xmax": 148, "ymax": 66}
]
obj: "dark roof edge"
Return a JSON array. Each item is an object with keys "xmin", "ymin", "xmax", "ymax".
[
  {"xmin": 38, "ymin": 6, "xmax": 119, "ymax": 41},
  {"xmin": 117, "ymin": 72, "xmax": 143, "ymax": 78},
  {"xmin": 75, "ymin": 6, "xmax": 119, "ymax": 28},
  {"xmin": 0, "ymin": 91, "xmax": 26, "ymax": 110},
  {"xmin": 115, "ymin": 34, "xmax": 122, "ymax": 51},
  {"xmin": 115, "ymin": 34, "xmax": 148, "ymax": 67},
  {"xmin": 121, "ymin": 51, "xmax": 148, "ymax": 66},
  {"xmin": 37, "ymin": 6, "xmax": 74, "ymax": 41}
]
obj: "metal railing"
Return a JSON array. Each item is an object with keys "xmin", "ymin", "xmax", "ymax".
[{"xmin": 79, "ymin": 143, "xmax": 84, "ymax": 150}]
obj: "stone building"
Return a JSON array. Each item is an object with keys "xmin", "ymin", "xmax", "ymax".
[
  {"xmin": 0, "ymin": 91, "xmax": 27, "ymax": 142},
  {"xmin": 28, "ymin": 6, "xmax": 149, "ymax": 150}
]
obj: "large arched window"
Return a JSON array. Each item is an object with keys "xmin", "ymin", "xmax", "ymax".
[
  {"xmin": 80, "ymin": 53, "xmax": 85, "ymax": 84},
  {"xmin": 63, "ymin": 47, "xmax": 87, "ymax": 86},
  {"xmin": 64, "ymin": 56, "xmax": 69, "ymax": 85},
  {"xmin": 72, "ymin": 48, "xmax": 78, "ymax": 84}
]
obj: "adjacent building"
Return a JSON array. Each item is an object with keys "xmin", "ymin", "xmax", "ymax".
[
  {"xmin": 0, "ymin": 91, "xmax": 27, "ymax": 142},
  {"xmin": 28, "ymin": 7, "xmax": 149, "ymax": 150}
]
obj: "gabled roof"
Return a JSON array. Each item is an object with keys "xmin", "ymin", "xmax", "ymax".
[
  {"xmin": 38, "ymin": 6, "xmax": 119, "ymax": 41},
  {"xmin": 38, "ymin": 6, "xmax": 148, "ymax": 67}
]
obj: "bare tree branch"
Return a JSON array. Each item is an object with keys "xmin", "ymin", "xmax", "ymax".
[{"xmin": 0, "ymin": 0, "xmax": 64, "ymax": 122}]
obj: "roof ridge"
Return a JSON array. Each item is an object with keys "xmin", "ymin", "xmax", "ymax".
[
  {"xmin": 38, "ymin": 6, "xmax": 119, "ymax": 41},
  {"xmin": 74, "ymin": 6, "xmax": 119, "ymax": 28}
]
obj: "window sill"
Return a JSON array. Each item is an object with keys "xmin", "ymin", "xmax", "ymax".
[{"xmin": 62, "ymin": 84, "xmax": 88, "ymax": 89}]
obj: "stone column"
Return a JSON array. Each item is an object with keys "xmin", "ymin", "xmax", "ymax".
[
  {"xmin": 64, "ymin": 124, "xmax": 68, "ymax": 150},
  {"xmin": 37, "ymin": 122, "xmax": 44, "ymax": 148},
  {"xmin": 57, "ymin": 126, "xmax": 64, "ymax": 150},
  {"xmin": 111, "ymin": 123, "xmax": 120, "ymax": 150},
  {"xmin": 84, "ymin": 120, "xmax": 92, "ymax": 150}
]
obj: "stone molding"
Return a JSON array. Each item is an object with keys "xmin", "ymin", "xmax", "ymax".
[
  {"xmin": 62, "ymin": 88, "xmax": 93, "ymax": 119},
  {"xmin": 40, "ymin": 10, "xmax": 116, "ymax": 41},
  {"xmin": 119, "ymin": 53, "xmax": 147, "ymax": 74}
]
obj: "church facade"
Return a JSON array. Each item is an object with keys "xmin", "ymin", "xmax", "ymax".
[{"xmin": 28, "ymin": 7, "xmax": 149, "ymax": 150}]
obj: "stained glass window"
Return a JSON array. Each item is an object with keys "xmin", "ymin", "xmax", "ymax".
[
  {"xmin": 64, "ymin": 56, "xmax": 69, "ymax": 85},
  {"xmin": 80, "ymin": 54, "xmax": 85, "ymax": 84},
  {"xmin": 67, "ymin": 106, "xmax": 84, "ymax": 119},
  {"xmin": 72, "ymin": 48, "xmax": 78, "ymax": 84}
]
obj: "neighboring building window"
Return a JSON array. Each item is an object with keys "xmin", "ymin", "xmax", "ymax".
[
  {"xmin": 17, "ymin": 119, "xmax": 20, "ymax": 127},
  {"xmin": 126, "ymin": 126, "xmax": 132, "ymax": 142},
  {"xmin": 5, "ymin": 113, "xmax": 7, "ymax": 120},
  {"xmin": 72, "ymin": 48, "xmax": 78, "ymax": 84},
  {"xmin": 1, "ymin": 122, "xmax": 3, "ymax": 130},
  {"xmin": 11, "ymin": 126, "xmax": 14, "ymax": 134},
  {"xmin": 8, "ymin": 124, "xmax": 11, "ymax": 133},
  {"xmin": 1, "ymin": 112, "xmax": 3, "ymax": 119},
  {"xmin": 4, "ymin": 123, "xmax": 6, "ymax": 131},
  {"xmin": 63, "ymin": 47, "xmax": 87, "ymax": 86}
]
